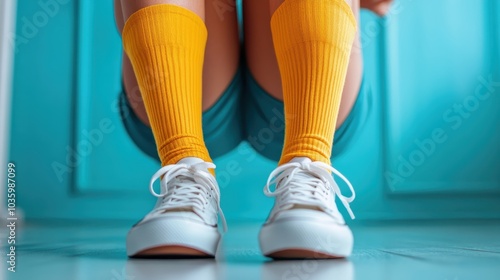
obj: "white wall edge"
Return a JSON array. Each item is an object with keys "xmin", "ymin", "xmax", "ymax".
[{"xmin": 0, "ymin": 0, "xmax": 17, "ymax": 220}]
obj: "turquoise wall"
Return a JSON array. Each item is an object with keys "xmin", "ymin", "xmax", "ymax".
[{"xmin": 9, "ymin": 0, "xmax": 500, "ymax": 222}]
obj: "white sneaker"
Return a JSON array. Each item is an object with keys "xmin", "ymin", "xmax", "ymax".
[
  {"xmin": 126, "ymin": 157, "xmax": 226, "ymax": 258},
  {"xmin": 259, "ymin": 157, "xmax": 356, "ymax": 259}
]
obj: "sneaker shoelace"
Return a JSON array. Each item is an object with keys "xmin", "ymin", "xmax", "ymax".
[
  {"xmin": 264, "ymin": 160, "xmax": 356, "ymax": 219},
  {"xmin": 149, "ymin": 161, "xmax": 227, "ymax": 232}
]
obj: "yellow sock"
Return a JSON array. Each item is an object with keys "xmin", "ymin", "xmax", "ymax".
[
  {"xmin": 122, "ymin": 4, "xmax": 212, "ymax": 166},
  {"xmin": 271, "ymin": 0, "xmax": 357, "ymax": 165}
]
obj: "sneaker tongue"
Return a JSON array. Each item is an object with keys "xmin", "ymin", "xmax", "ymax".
[
  {"xmin": 177, "ymin": 157, "xmax": 205, "ymax": 166},
  {"xmin": 289, "ymin": 157, "xmax": 312, "ymax": 164},
  {"xmin": 177, "ymin": 157, "xmax": 212, "ymax": 174},
  {"xmin": 160, "ymin": 157, "xmax": 208, "ymax": 194},
  {"xmin": 158, "ymin": 158, "xmax": 211, "ymax": 221}
]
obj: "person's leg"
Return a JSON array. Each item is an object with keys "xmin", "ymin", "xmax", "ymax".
[
  {"xmin": 114, "ymin": 0, "xmax": 149, "ymax": 125},
  {"xmin": 244, "ymin": 0, "xmax": 362, "ymax": 132},
  {"xmin": 202, "ymin": 0, "xmax": 240, "ymax": 111},
  {"xmin": 115, "ymin": 0, "xmax": 242, "ymax": 162},
  {"xmin": 119, "ymin": 0, "xmax": 242, "ymax": 167},
  {"xmin": 118, "ymin": 0, "xmax": 238, "ymax": 258},
  {"xmin": 270, "ymin": 0, "xmax": 358, "ymax": 164},
  {"xmin": 255, "ymin": 0, "xmax": 359, "ymax": 259},
  {"xmin": 121, "ymin": 0, "xmax": 210, "ymax": 167},
  {"xmin": 115, "ymin": 0, "xmax": 239, "ymax": 124}
]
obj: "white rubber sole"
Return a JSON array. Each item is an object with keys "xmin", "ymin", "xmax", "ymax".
[
  {"xmin": 126, "ymin": 217, "xmax": 220, "ymax": 257},
  {"xmin": 259, "ymin": 219, "xmax": 353, "ymax": 258}
]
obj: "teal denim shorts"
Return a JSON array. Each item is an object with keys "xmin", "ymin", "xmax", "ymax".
[
  {"xmin": 119, "ymin": 69, "xmax": 245, "ymax": 162},
  {"xmin": 119, "ymin": 67, "xmax": 371, "ymax": 162},
  {"xmin": 244, "ymin": 70, "xmax": 372, "ymax": 161}
]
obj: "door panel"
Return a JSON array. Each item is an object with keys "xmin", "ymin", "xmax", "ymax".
[
  {"xmin": 10, "ymin": 0, "xmax": 500, "ymax": 221},
  {"xmin": 74, "ymin": 0, "xmax": 157, "ymax": 192},
  {"xmin": 382, "ymin": 0, "xmax": 500, "ymax": 194}
]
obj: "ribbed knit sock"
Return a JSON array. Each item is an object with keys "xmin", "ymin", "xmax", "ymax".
[
  {"xmin": 271, "ymin": 0, "xmax": 357, "ymax": 165},
  {"xmin": 122, "ymin": 4, "xmax": 212, "ymax": 166}
]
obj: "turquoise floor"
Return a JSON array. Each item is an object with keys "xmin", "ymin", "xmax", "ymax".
[{"xmin": 2, "ymin": 220, "xmax": 500, "ymax": 280}]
